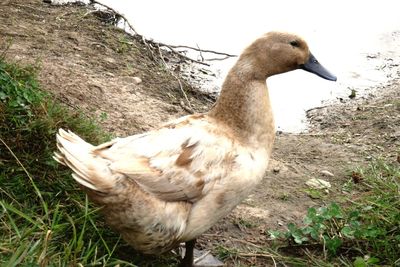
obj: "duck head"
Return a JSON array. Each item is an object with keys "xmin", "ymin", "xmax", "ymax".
[{"xmin": 239, "ymin": 32, "xmax": 337, "ymax": 81}]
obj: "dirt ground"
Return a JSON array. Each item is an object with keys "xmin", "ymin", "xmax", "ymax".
[{"xmin": 1, "ymin": 1, "xmax": 399, "ymax": 266}]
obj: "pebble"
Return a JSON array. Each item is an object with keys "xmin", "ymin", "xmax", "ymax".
[
  {"xmin": 132, "ymin": 77, "xmax": 142, "ymax": 84},
  {"xmin": 320, "ymin": 170, "xmax": 334, "ymax": 177},
  {"xmin": 193, "ymin": 249, "xmax": 224, "ymax": 267},
  {"xmin": 306, "ymin": 178, "xmax": 331, "ymax": 189},
  {"xmin": 120, "ymin": 76, "xmax": 142, "ymax": 85},
  {"xmin": 104, "ymin": 57, "xmax": 116, "ymax": 64}
]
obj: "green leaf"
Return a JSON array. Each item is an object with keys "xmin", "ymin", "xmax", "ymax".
[
  {"xmin": 287, "ymin": 222, "xmax": 297, "ymax": 232},
  {"xmin": 305, "ymin": 188, "xmax": 323, "ymax": 199},
  {"xmin": 353, "ymin": 256, "xmax": 380, "ymax": 267},
  {"xmin": 362, "ymin": 205, "xmax": 373, "ymax": 211},
  {"xmin": 287, "ymin": 223, "xmax": 308, "ymax": 244},
  {"xmin": 0, "ymin": 90, "xmax": 7, "ymax": 100},
  {"xmin": 328, "ymin": 202, "xmax": 343, "ymax": 218},
  {"xmin": 350, "ymin": 220, "xmax": 361, "ymax": 228},
  {"xmin": 324, "ymin": 235, "xmax": 342, "ymax": 255},
  {"xmin": 301, "ymin": 226, "xmax": 313, "ymax": 234},
  {"xmin": 363, "ymin": 227, "xmax": 382, "ymax": 238},
  {"xmin": 341, "ymin": 226, "xmax": 355, "ymax": 238},
  {"xmin": 305, "ymin": 207, "xmax": 317, "ymax": 223},
  {"xmin": 353, "ymin": 257, "xmax": 367, "ymax": 267},
  {"xmin": 268, "ymin": 230, "xmax": 282, "ymax": 239},
  {"xmin": 293, "ymin": 233, "xmax": 308, "ymax": 244},
  {"xmin": 319, "ymin": 206, "xmax": 332, "ymax": 220},
  {"xmin": 366, "ymin": 257, "xmax": 380, "ymax": 264},
  {"xmin": 348, "ymin": 210, "xmax": 360, "ymax": 221},
  {"xmin": 309, "ymin": 229, "xmax": 319, "ymax": 240}
]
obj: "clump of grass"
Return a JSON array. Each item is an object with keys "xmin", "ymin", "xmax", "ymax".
[
  {"xmin": 270, "ymin": 160, "xmax": 400, "ymax": 266},
  {"xmin": 0, "ymin": 59, "xmax": 137, "ymax": 265}
]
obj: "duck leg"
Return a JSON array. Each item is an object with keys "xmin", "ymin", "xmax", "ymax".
[
  {"xmin": 179, "ymin": 239, "xmax": 196, "ymax": 267},
  {"xmin": 179, "ymin": 239, "xmax": 224, "ymax": 267}
]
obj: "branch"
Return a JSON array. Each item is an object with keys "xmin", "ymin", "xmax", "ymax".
[
  {"xmin": 206, "ymin": 55, "xmax": 234, "ymax": 61},
  {"xmin": 157, "ymin": 45, "xmax": 194, "ymax": 113},
  {"xmin": 306, "ymin": 105, "xmax": 328, "ymax": 113},
  {"xmin": 88, "ymin": 0, "xmax": 235, "ymax": 66},
  {"xmin": 167, "ymin": 44, "xmax": 237, "ymax": 57},
  {"xmin": 238, "ymin": 253, "xmax": 277, "ymax": 267},
  {"xmin": 152, "ymin": 41, "xmax": 210, "ymax": 66},
  {"xmin": 89, "ymin": 0, "xmax": 138, "ymax": 34}
]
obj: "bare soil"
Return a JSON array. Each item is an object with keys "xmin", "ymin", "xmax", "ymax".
[{"xmin": 1, "ymin": 0, "xmax": 399, "ymax": 266}]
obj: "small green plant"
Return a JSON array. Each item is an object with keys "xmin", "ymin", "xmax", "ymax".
[
  {"xmin": 304, "ymin": 188, "xmax": 325, "ymax": 199},
  {"xmin": 269, "ymin": 203, "xmax": 349, "ymax": 255},
  {"xmin": 234, "ymin": 217, "xmax": 258, "ymax": 230},
  {"xmin": 99, "ymin": 111, "xmax": 108, "ymax": 121},
  {"xmin": 348, "ymin": 88, "xmax": 357, "ymax": 99},
  {"xmin": 279, "ymin": 192, "xmax": 290, "ymax": 201},
  {"xmin": 0, "ymin": 59, "xmax": 130, "ymax": 265},
  {"xmin": 215, "ymin": 245, "xmax": 239, "ymax": 261},
  {"xmin": 269, "ymin": 160, "xmax": 400, "ymax": 265},
  {"xmin": 353, "ymin": 256, "xmax": 380, "ymax": 267},
  {"xmin": 117, "ymin": 36, "xmax": 132, "ymax": 53}
]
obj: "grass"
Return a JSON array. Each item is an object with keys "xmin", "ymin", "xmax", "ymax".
[
  {"xmin": 269, "ymin": 160, "xmax": 400, "ymax": 266},
  {"xmin": 0, "ymin": 58, "xmax": 136, "ymax": 266}
]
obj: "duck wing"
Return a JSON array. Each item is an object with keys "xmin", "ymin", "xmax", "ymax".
[{"xmin": 91, "ymin": 115, "xmax": 236, "ymax": 203}]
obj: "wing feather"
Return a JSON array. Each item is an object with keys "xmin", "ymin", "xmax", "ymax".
[{"xmin": 97, "ymin": 115, "xmax": 236, "ymax": 202}]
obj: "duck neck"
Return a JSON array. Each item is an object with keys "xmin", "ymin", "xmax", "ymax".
[{"xmin": 208, "ymin": 61, "xmax": 275, "ymax": 149}]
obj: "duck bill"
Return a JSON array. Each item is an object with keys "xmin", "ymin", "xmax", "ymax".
[{"xmin": 300, "ymin": 53, "xmax": 337, "ymax": 81}]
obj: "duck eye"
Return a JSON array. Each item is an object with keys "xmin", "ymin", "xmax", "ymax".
[{"xmin": 290, "ymin": 40, "xmax": 299, "ymax": 47}]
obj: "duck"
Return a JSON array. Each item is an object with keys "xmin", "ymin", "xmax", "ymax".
[{"xmin": 54, "ymin": 31, "xmax": 336, "ymax": 267}]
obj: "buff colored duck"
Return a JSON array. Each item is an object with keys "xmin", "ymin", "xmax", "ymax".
[{"xmin": 54, "ymin": 32, "xmax": 336, "ymax": 267}]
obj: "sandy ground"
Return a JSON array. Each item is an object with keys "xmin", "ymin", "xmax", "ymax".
[{"xmin": 1, "ymin": 0, "xmax": 399, "ymax": 265}]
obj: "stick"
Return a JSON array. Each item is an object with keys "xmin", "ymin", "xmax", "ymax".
[
  {"xmin": 238, "ymin": 252, "xmax": 277, "ymax": 267},
  {"xmin": 152, "ymin": 41, "xmax": 210, "ymax": 66},
  {"xmin": 89, "ymin": 0, "xmax": 138, "ymax": 34},
  {"xmin": 306, "ymin": 105, "xmax": 328, "ymax": 113},
  {"xmin": 206, "ymin": 55, "xmax": 234, "ymax": 61},
  {"xmin": 167, "ymin": 44, "xmax": 237, "ymax": 57},
  {"xmin": 88, "ymin": 0, "xmax": 234, "ymax": 66},
  {"xmin": 193, "ymin": 251, "xmax": 211, "ymax": 264},
  {"xmin": 157, "ymin": 45, "xmax": 194, "ymax": 112},
  {"xmin": 196, "ymin": 43, "xmax": 204, "ymax": 62}
]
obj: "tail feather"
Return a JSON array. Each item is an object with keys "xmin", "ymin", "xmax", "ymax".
[{"xmin": 54, "ymin": 128, "xmax": 118, "ymax": 192}]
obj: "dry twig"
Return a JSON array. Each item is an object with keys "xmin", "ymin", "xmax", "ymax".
[
  {"xmin": 167, "ymin": 44, "xmax": 237, "ymax": 57},
  {"xmin": 89, "ymin": 0, "xmax": 138, "ymax": 34},
  {"xmin": 88, "ymin": 0, "xmax": 235, "ymax": 66},
  {"xmin": 152, "ymin": 41, "xmax": 210, "ymax": 66},
  {"xmin": 238, "ymin": 253, "xmax": 277, "ymax": 267},
  {"xmin": 157, "ymin": 45, "xmax": 194, "ymax": 112}
]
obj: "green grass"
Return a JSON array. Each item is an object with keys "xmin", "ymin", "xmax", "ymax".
[
  {"xmin": 270, "ymin": 160, "xmax": 400, "ymax": 266},
  {"xmin": 0, "ymin": 59, "xmax": 138, "ymax": 266}
]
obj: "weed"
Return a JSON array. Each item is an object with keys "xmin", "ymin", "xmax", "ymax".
[
  {"xmin": 304, "ymin": 188, "xmax": 326, "ymax": 199},
  {"xmin": 0, "ymin": 59, "xmax": 134, "ymax": 265},
  {"xmin": 117, "ymin": 36, "xmax": 132, "ymax": 54},
  {"xmin": 234, "ymin": 217, "xmax": 258, "ymax": 230},
  {"xmin": 279, "ymin": 192, "xmax": 290, "ymax": 201},
  {"xmin": 270, "ymin": 160, "xmax": 400, "ymax": 265},
  {"xmin": 215, "ymin": 245, "xmax": 239, "ymax": 261}
]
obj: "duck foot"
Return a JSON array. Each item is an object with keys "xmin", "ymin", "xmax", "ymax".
[
  {"xmin": 193, "ymin": 248, "xmax": 223, "ymax": 267},
  {"xmin": 179, "ymin": 241, "xmax": 223, "ymax": 267}
]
